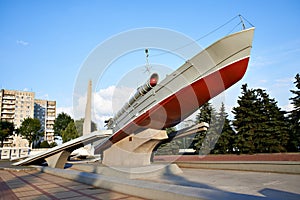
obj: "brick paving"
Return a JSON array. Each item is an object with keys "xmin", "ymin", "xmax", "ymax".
[{"xmin": 0, "ymin": 169, "xmax": 147, "ymax": 200}]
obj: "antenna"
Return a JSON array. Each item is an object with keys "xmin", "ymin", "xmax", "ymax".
[
  {"xmin": 239, "ymin": 14, "xmax": 246, "ymax": 30},
  {"xmin": 145, "ymin": 48, "xmax": 149, "ymax": 66},
  {"xmin": 144, "ymin": 49, "xmax": 152, "ymax": 74}
]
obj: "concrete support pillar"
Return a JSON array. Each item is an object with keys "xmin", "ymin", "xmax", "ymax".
[
  {"xmin": 45, "ymin": 150, "xmax": 71, "ymax": 169},
  {"xmin": 102, "ymin": 129, "xmax": 168, "ymax": 167}
]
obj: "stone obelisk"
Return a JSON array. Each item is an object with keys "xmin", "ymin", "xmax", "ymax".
[
  {"xmin": 83, "ymin": 80, "xmax": 93, "ymax": 155},
  {"xmin": 83, "ymin": 80, "xmax": 92, "ymax": 136}
]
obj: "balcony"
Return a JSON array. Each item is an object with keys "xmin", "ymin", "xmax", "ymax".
[
  {"xmin": 0, "ymin": 117, "xmax": 14, "ymax": 123},
  {"xmin": 2, "ymin": 100, "xmax": 15, "ymax": 105},
  {"xmin": 45, "ymin": 130, "xmax": 54, "ymax": 134},
  {"xmin": 2, "ymin": 105, "xmax": 15, "ymax": 109},
  {"xmin": 47, "ymin": 110, "xmax": 56, "ymax": 114},
  {"xmin": 2, "ymin": 110, "xmax": 14, "ymax": 114},
  {"xmin": 46, "ymin": 116, "xmax": 55, "ymax": 121},
  {"xmin": 3, "ymin": 96, "xmax": 15, "ymax": 100}
]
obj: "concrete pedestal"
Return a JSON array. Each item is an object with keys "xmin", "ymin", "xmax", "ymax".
[
  {"xmin": 102, "ymin": 129, "xmax": 168, "ymax": 167},
  {"xmin": 45, "ymin": 150, "xmax": 71, "ymax": 169}
]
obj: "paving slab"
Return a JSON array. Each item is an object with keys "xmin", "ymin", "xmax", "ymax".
[
  {"xmin": 145, "ymin": 168, "xmax": 300, "ymax": 198},
  {"xmin": 2, "ymin": 159, "xmax": 300, "ymax": 200},
  {"xmin": 0, "ymin": 168, "xmax": 147, "ymax": 200},
  {"xmin": 37, "ymin": 164, "xmax": 300, "ymax": 200}
]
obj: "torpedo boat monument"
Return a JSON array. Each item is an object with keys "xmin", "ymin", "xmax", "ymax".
[{"xmin": 13, "ymin": 26, "xmax": 256, "ymax": 199}]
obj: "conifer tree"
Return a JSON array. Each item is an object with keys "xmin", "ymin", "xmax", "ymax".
[
  {"xmin": 288, "ymin": 73, "xmax": 300, "ymax": 152},
  {"xmin": 212, "ymin": 103, "xmax": 236, "ymax": 154},
  {"xmin": 193, "ymin": 102, "xmax": 222, "ymax": 154},
  {"xmin": 196, "ymin": 102, "xmax": 213, "ymax": 123},
  {"xmin": 233, "ymin": 84, "xmax": 289, "ymax": 154},
  {"xmin": 255, "ymin": 89, "xmax": 289, "ymax": 152},
  {"xmin": 232, "ymin": 84, "xmax": 257, "ymax": 154},
  {"xmin": 193, "ymin": 102, "xmax": 213, "ymax": 153}
]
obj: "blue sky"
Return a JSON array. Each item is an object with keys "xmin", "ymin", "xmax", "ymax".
[{"xmin": 1, "ymin": 1, "xmax": 300, "ymax": 127}]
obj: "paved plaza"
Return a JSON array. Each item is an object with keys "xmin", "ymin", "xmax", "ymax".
[
  {"xmin": 0, "ymin": 169, "xmax": 146, "ymax": 200},
  {"xmin": 1, "ymin": 159, "xmax": 300, "ymax": 200},
  {"xmin": 146, "ymin": 168, "xmax": 300, "ymax": 199}
]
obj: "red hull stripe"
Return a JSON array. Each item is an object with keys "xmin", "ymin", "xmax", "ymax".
[{"xmin": 108, "ymin": 57, "xmax": 249, "ymax": 145}]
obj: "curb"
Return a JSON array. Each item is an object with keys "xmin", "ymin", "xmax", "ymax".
[
  {"xmin": 34, "ymin": 166, "xmax": 251, "ymax": 200},
  {"xmin": 172, "ymin": 161, "xmax": 300, "ymax": 174}
]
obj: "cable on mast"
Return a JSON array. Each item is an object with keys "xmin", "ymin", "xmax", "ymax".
[
  {"xmin": 144, "ymin": 48, "xmax": 152, "ymax": 74},
  {"xmin": 239, "ymin": 14, "xmax": 246, "ymax": 30}
]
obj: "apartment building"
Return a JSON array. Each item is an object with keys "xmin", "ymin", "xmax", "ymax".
[
  {"xmin": 0, "ymin": 89, "xmax": 56, "ymax": 144},
  {"xmin": 0, "ymin": 89, "xmax": 34, "ymax": 127},
  {"xmin": 34, "ymin": 99, "xmax": 56, "ymax": 143}
]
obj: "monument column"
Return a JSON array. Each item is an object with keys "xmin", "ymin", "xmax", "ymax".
[{"xmin": 83, "ymin": 80, "xmax": 93, "ymax": 155}]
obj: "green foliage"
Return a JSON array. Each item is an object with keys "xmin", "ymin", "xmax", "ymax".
[
  {"xmin": 287, "ymin": 73, "xmax": 300, "ymax": 152},
  {"xmin": 49, "ymin": 142, "xmax": 57, "ymax": 147},
  {"xmin": 165, "ymin": 127, "xmax": 176, "ymax": 134},
  {"xmin": 232, "ymin": 84, "xmax": 257, "ymax": 154},
  {"xmin": 74, "ymin": 118, "xmax": 98, "ymax": 136},
  {"xmin": 0, "ymin": 121, "xmax": 15, "ymax": 147},
  {"xmin": 193, "ymin": 102, "xmax": 221, "ymax": 154},
  {"xmin": 211, "ymin": 103, "xmax": 236, "ymax": 154},
  {"xmin": 191, "ymin": 74, "xmax": 299, "ymax": 155},
  {"xmin": 155, "ymin": 127, "xmax": 179, "ymax": 155},
  {"xmin": 54, "ymin": 112, "xmax": 73, "ymax": 137},
  {"xmin": 233, "ymin": 84, "xmax": 289, "ymax": 154},
  {"xmin": 19, "ymin": 118, "xmax": 42, "ymax": 148},
  {"xmin": 40, "ymin": 140, "xmax": 50, "ymax": 148},
  {"xmin": 155, "ymin": 140, "xmax": 181, "ymax": 155},
  {"xmin": 196, "ymin": 102, "xmax": 213, "ymax": 123},
  {"xmin": 61, "ymin": 121, "xmax": 79, "ymax": 143}
]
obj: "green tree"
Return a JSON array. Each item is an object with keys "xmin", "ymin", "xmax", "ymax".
[
  {"xmin": 61, "ymin": 121, "xmax": 79, "ymax": 143},
  {"xmin": 155, "ymin": 127, "xmax": 177, "ymax": 155},
  {"xmin": 196, "ymin": 102, "xmax": 213, "ymax": 123},
  {"xmin": 232, "ymin": 84, "xmax": 257, "ymax": 154},
  {"xmin": 193, "ymin": 102, "xmax": 219, "ymax": 154},
  {"xmin": 49, "ymin": 142, "xmax": 57, "ymax": 147},
  {"xmin": 19, "ymin": 118, "xmax": 42, "ymax": 148},
  {"xmin": 54, "ymin": 112, "xmax": 73, "ymax": 137},
  {"xmin": 288, "ymin": 73, "xmax": 300, "ymax": 152},
  {"xmin": 233, "ymin": 84, "xmax": 289, "ymax": 154},
  {"xmin": 74, "ymin": 118, "xmax": 98, "ymax": 136},
  {"xmin": 0, "ymin": 121, "xmax": 14, "ymax": 147},
  {"xmin": 257, "ymin": 89, "xmax": 289, "ymax": 152},
  {"xmin": 211, "ymin": 103, "xmax": 236, "ymax": 154},
  {"xmin": 40, "ymin": 140, "xmax": 50, "ymax": 148}
]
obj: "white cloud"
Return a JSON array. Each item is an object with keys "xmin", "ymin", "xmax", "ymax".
[
  {"xmin": 70, "ymin": 85, "xmax": 135, "ymax": 129},
  {"xmin": 93, "ymin": 85, "xmax": 134, "ymax": 128},
  {"xmin": 280, "ymin": 103, "xmax": 294, "ymax": 112},
  {"xmin": 16, "ymin": 40, "xmax": 29, "ymax": 46}
]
